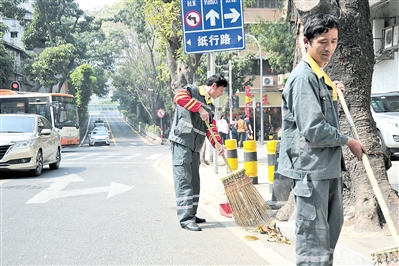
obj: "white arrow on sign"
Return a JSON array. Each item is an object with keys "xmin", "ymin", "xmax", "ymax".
[
  {"xmin": 224, "ymin": 8, "xmax": 240, "ymax": 23},
  {"xmin": 26, "ymin": 174, "xmax": 134, "ymax": 204},
  {"xmin": 206, "ymin": 9, "xmax": 219, "ymax": 26}
]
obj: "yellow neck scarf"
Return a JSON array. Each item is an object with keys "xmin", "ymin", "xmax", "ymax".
[
  {"xmin": 199, "ymin": 85, "xmax": 213, "ymax": 104},
  {"xmin": 303, "ymin": 55, "xmax": 337, "ymax": 101}
]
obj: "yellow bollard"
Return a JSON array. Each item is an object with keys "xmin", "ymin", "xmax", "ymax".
[
  {"xmin": 266, "ymin": 140, "xmax": 278, "ymax": 183},
  {"xmin": 243, "ymin": 140, "xmax": 258, "ymax": 184},
  {"xmin": 225, "ymin": 139, "xmax": 238, "ymax": 171}
]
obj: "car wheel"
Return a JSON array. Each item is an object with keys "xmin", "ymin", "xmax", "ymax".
[
  {"xmin": 377, "ymin": 131, "xmax": 392, "ymax": 158},
  {"xmin": 49, "ymin": 148, "xmax": 61, "ymax": 170},
  {"xmin": 29, "ymin": 150, "xmax": 43, "ymax": 176}
]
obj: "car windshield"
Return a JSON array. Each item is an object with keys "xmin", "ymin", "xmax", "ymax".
[
  {"xmin": 92, "ymin": 131, "xmax": 108, "ymax": 136},
  {"xmin": 371, "ymin": 95, "xmax": 399, "ymax": 113},
  {"xmin": 93, "ymin": 126, "xmax": 108, "ymax": 131},
  {"xmin": 0, "ymin": 116, "xmax": 35, "ymax": 133}
]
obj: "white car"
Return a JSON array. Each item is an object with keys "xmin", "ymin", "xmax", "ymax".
[
  {"xmin": 370, "ymin": 91, "xmax": 399, "ymax": 158},
  {"xmin": 89, "ymin": 129, "xmax": 110, "ymax": 146},
  {"xmin": 0, "ymin": 114, "xmax": 62, "ymax": 176}
]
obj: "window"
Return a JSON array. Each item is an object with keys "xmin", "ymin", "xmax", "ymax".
[
  {"xmin": 249, "ymin": 0, "xmax": 280, "ymax": 8},
  {"xmin": 10, "ymin": 32, "xmax": 18, "ymax": 38}
]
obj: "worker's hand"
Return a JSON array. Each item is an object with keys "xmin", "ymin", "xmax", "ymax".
[
  {"xmin": 346, "ymin": 138, "xmax": 367, "ymax": 161},
  {"xmin": 333, "ymin": 80, "xmax": 346, "ymax": 93},
  {"xmin": 198, "ymin": 107, "xmax": 209, "ymax": 121},
  {"xmin": 217, "ymin": 144, "xmax": 225, "ymax": 156}
]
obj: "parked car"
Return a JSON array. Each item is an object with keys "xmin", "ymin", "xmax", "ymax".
[
  {"xmin": 0, "ymin": 114, "xmax": 61, "ymax": 176},
  {"xmin": 370, "ymin": 91, "xmax": 399, "ymax": 158},
  {"xmin": 89, "ymin": 129, "xmax": 110, "ymax": 146}
]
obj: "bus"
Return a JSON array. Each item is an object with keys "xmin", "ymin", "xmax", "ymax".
[{"xmin": 0, "ymin": 89, "xmax": 80, "ymax": 146}]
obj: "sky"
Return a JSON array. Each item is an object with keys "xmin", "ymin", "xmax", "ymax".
[{"xmin": 75, "ymin": 0, "xmax": 118, "ymax": 11}]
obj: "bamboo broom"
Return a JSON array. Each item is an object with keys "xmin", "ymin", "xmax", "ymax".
[
  {"xmin": 205, "ymin": 120, "xmax": 270, "ymax": 227},
  {"xmin": 337, "ymin": 89, "xmax": 399, "ymax": 265}
]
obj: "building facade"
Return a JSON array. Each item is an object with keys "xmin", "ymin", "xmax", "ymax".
[
  {"xmin": 1, "ymin": 0, "xmax": 35, "ymax": 91},
  {"xmin": 370, "ymin": 0, "xmax": 399, "ymax": 93}
]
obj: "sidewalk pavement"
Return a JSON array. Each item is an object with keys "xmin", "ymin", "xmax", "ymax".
[{"xmin": 160, "ymin": 140, "xmax": 397, "ymax": 265}]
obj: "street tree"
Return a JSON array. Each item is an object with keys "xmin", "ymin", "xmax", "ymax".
[
  {"xmin": 69, "ymin": 63, "xmax": 97, "ymax": 123},
  {"xmin": 22, "ymin": 0, "xmax": 121, "ymax": 96},
  {"xmin": 195, "ymin": 52, "xmax": 256, "ymax": 94},
  {"xmin": 250, "ymin": 18, "xmax": 296, "ymax": 73},
  {"xmin": 0, "ymin": 0, "xmax": 28, "ymax": 83},
  {"xmin": 111, "ymin": 0, "xmax": 168, "ymax": 125},
  {"xmin": 30, "ymin": 43, "xmax": 77, "ymax": 90},
  {"xmin": 143, "ymin": 0, "xmax": 201, "ymax": 93},
  {"xmin": 275, "ymin": 0, "xmax": 399, "ymax": 234},
  {"xmin": 0, "ymin": 30, "xmax": 13, "ymax": 84}
]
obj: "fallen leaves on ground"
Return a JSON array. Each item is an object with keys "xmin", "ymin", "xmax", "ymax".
[
  {"xmin": 244, "ymin": 235, "xmax": 259, "ymax": 241},
  {"xmin": 253, "ymin": 220, "xmax": 292, "ymax": 245}
]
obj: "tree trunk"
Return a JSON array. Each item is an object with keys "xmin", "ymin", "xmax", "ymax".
[
  {"xmin": 166, "ymin": 36, "xmax": 202, "ymax": 93},
  {"xmin": 276, "ymin": 0, "xmax": 399, "ymax": 235}
]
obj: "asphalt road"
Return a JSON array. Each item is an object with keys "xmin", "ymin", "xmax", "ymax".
[
  {"xmin": 1, "ymin": 112, "xmax": 397, "ymax": 265},
  {"xmin": 0, "ymin": 113, "xmax": 279, "ymax": 265}
]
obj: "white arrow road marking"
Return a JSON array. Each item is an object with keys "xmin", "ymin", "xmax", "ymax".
[
  {"xmin": 224, "ymin": 8, "xmax": 240, "ymax": 23},
  {"xmin": 206, "ymin": 9, "xmax": 219, "ymax": 26},
  {"xmin": 145, "ymin": 154, "xmax": 162, "ymax": 160},
  {"xmin": 26, "ymin": 174, "xmax": 133, "ymax": 204}
]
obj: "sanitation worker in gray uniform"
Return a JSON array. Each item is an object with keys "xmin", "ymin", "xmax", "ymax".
[
  {"xmin": 277, "ymin": 14, "xmax": 366, "ymax": 265},
  {"xmin": 169, "ymin": 74, "xmax": 227, "ymax": 231}
]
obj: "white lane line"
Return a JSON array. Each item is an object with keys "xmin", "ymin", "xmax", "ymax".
[{"xmin": 145, "ymin": 154, "xmax": 162, "ymax": 160}]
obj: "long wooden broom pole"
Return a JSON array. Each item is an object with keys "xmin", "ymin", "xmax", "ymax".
[
  {"xmin": 204, "ymin": 120, "xmax": 233, "ymax": 173},
  {"xmin": 337, "ymin": 89, "xmax": 399, "ymax": 245}
]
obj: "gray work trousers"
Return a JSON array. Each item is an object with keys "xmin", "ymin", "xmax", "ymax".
[
  {"xmin": 172, "ymin": 142, "xmax": 201, "ymax": 227},
  {"xmin": 291, "ymin": 177, "xmax": 344, "ymax": 266}
]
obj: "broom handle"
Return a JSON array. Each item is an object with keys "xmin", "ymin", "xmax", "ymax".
[
  {"xmin": 337, "ymin": 89, "xmax": 399, "ymax": 245},
  {"xmin": 204, "ymin": 120, "xmax": 233, "ymax": 173}
]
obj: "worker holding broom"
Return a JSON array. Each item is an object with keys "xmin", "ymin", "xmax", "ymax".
[
  {"xmin": 277, "ymin": 14, "xmax": 367, "ymax": 265},
  {"xmin": 169, "ymin": 74, "xmax": 227, "ymax": 231}
]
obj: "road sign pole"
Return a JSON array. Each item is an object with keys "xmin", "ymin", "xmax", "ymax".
[
  {"xmin": 228, "ymin": 60, "xmax": 232, "ymax": 138},
  {"xmin": 209, "ymin": 52, "xmax": 219, "ymax": 174}
]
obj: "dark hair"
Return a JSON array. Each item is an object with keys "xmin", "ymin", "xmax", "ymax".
[
  {"xmin": 205, "ymin": 74, "xmax": 228, "ymax": 87},
  {"xmin": 303, "ymin": 14, "xmax": 340, "ymax": 43}
]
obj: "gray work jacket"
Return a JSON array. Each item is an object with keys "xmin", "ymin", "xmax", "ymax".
[
  {"xmin": 168, "ymin": 85, "xmax": 215, "ymax": 152},
  {"xmin": 277, "ymin": 59, "xmax": 349, "ymax": 180}
]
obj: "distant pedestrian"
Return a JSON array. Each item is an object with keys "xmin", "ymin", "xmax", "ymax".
[
  {"xmin": 235, "ymin": 115, "xmax": 247, "ymax": 148},
  {"xmin": 244, "ymin": 115, "xmax": 253, "ymax": 140},
  {"xmin": 230, "ymin": 116, "xmax": 238, "ymax": 141},
  {"xmin": 216, "ymin": 114, "xmax": 229, "ymax": 145}
]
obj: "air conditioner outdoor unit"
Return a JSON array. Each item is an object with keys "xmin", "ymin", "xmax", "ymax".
[
  {"xmin": 263, "ymin": 77, "xmax": 274, "ymax": 86},
  {"xmin": 384, "ymin": 26, "xmax": 393, "ymax": 49},
  {"xmin": 393, "ymin": 25, "xmax": 398, "ymax": 47},
  {"xmin": 277, "ymin": 74, "xmax": 285, "ymax": 85}
]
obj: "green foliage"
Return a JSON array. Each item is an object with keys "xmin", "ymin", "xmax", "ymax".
[
  {"xmin": 195, "ymin": 52, "xmax": 256, "ymax": 94},
  {"xmin": 30, "ymin": 44, "xmax": 77, "ymax": 89},
  {"xmin": 0, "ymin": 0, "xmax": 28, "ymax": 25},
  {"xmin": 110, "ymin": 0, "xmax": 170, "ymax": 125},
  {"xmin": 20, "ymin": 0, "xmax": 125, "ymax": 99},
  {"xmin": 250, "ymin": 18, "xmax": 295, "ymax": 73},
  {"xmin": 145, "ymin": 123, "xmax": 161, "ymax": 134},
  {"xmin": 70, "ymin": 64, "xmax": 97, "ymax": 122},
  {"xmin": 0, "ymin": 37, "xmax": 13, "ymax": 83}
]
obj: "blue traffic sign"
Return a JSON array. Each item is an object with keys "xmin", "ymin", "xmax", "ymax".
[{"xmin": 181, "ymin": 0, "xmax": 245, "ymax": 54}]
